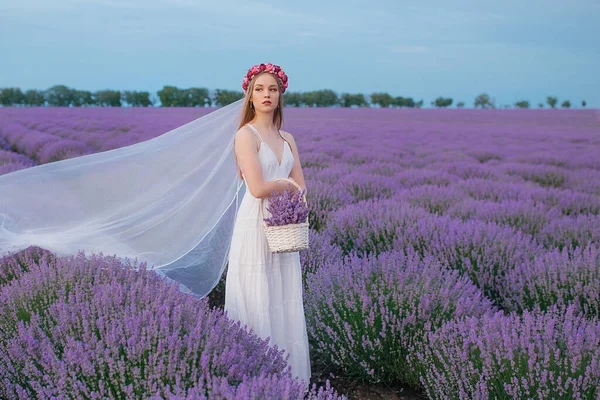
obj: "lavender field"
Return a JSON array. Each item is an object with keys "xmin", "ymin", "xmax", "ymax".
[{"xmin": 1, "ymin": 106, "xmax": 600, "ymax": 399}]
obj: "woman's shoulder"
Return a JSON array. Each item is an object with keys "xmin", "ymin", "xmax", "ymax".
[
  {"xmin": 280, "ymin": 129, "xmax": 295, "ymax": 142},
  {"xmin": 235, "ymin": 124, "xmax": 259, "ymax": 143},
  {"xmin": 235, "ymin": 123, "xmax": 253, "ymax": 136},
  {"xmin": 234, "ymin": 125, "xmax": 260, "ymax": 151}
]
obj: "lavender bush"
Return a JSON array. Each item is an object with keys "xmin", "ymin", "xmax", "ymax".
[
  {"xmin": 412, "ymin": 305, "xmax": 600, "ymax": 399},
  {"xmin": 499, "ymin": 244, "xmax": 600, "ymax": 317},
  {"xmin": 0, "ymin": 250, "xmax": 343, "ymax": 399},
  {"xmin": 0, "ymin": 246, "xmax": 56, "ymax": 287},
  {"xmin": 325, "ymin": 198, "xmax": 431, "ymax": 257},
  {"xmin": 298, "ymin": 229, "xmax": 343, "ymax": 287},
  {"xmin": 304, "ymin": 249, "xmax": 496, "ymax": 387},
  {"xmin": 538, "ymin": 214, "xmax": 600, "ymax": 253},
  {"xmin": 399, "ymin": 184, "xmax": 469, "ymax": 215},
  {"xmin": 303, "ymin": 175, "xmax": 352, "ymax": 232},
  {"xmin": 326, "ymin": 197, "xmax": 541, "ymax": 303},
  {"xmin": 264, "ymin": 186, "xmax": 309, "ymax": 227},
  {"xmin": 504, "ymin": 162, "xmax": 570, "ymax": 189},
  {"xmin": 446, "ymin": 198, "xmax": 561, "ymax": 236},
  {"xmin": 393, "ymin": 215, "xmax": 543, "ymax": 303},
  {"xmin": 393, "ymin": 168, "xmax": 459, "ymax": 188},
  {"xmin": 338, "ymin": 171, "xmax": 395, "ymax": 203}
]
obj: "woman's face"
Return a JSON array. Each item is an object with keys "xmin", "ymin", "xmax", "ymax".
[{"xmin": 251, "ymin": 73, "xmax": 280, "ymax": 112}]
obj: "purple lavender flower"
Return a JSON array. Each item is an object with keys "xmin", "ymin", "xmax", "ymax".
[{"xmin": 264, "ymin": 186, "xmax": 310, "ymax": 227}]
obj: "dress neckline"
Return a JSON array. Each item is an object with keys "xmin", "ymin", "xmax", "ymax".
[{"xmin": 247, "ymin": 123, "xmax": 288, "ymax": 167}]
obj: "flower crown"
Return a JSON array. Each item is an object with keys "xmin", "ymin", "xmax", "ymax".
[{"xmin": 242, "ymin": 63, "xmax": 289, "ymax": 94}]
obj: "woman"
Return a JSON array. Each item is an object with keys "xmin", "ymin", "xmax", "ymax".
[{"xmin": 225, "ymin": 63, "xmax": 311, "ymax": 388}]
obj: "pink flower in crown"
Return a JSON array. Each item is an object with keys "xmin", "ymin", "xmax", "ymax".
[{"xmin": 243, "ymin": 63, "xmax": 289, "ymax": 93}]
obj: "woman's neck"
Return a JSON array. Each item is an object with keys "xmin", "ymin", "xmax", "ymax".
[{"xmin": 250, "ymin": 114, "xmax": 277, "ymax": 136}]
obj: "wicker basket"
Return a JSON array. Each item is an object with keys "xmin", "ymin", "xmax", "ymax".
[{"xmin": 260, "ymin": 178, "xmax": 310, "ymax": 253}]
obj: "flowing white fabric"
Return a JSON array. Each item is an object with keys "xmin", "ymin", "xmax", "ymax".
[
  {"xmin": 225, "ymin": 123, "xmax": 311, "ymax": 387},
  {"xmin": 0, "ymin": 98, "xmax": 246, "ymax": 298}
]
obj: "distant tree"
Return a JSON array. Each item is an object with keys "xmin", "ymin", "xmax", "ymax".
[
  {"xmin": 14, "ymin": 88, "xmax": 25, "ymax": 106},
  {"xmin": 301, "ymin": 90, "xmax": 338, "ymax": 107},
  {"xmin": 392, "ymin": 96, "xmax": 418, "ymax": 108},
  {"xmin": 393, "ymin": 96, "xmax": 406, "ymax": 107},
  {"xmin": 456, "ymin": 101, "xmax": 465, "ymax": 108},
  {"xmin": 303, "ymin": 91, "xmax": 319, "ymax": 107},
  {"xmin": 434, "ymin": 97, "xmax": 453, "ymax": 107},
  {"xmin": 582, "ymin": 100, "xmax": 586, "ymax": 108},
  {"xmin": 182, "ymin": 88, "xmax": 210, "ymax": 107},
  {"xmin": 24, "ymin": 89, "xmax": 45, "ymax": 106},
  {"xmin": 94, "ymin": 90, "xmax": 121, "ymax": 107},
  {"xmin": 0, "ymin": 88, "xmax": 9, "ymax": 106},
  {"xmin": 317, "ymin": 90, "xmax": 338, "ymax": 107},
  {"xmin": 561, "ymin": 100, "xmax": 571, "ymax": 108},
  {"xmin": 538, "ymin": 103, "xmax": 544, "ymax": 108},
  {"xmin": 156, "ymin": 86, "xmax": 210, "ymax": 107},
  {"xmin": 340, "ymin": 93, "xmax": 367, "ymax": 107},
  {"xmin": 514, "ymin": 100, "xmax": 530, "ymax": 109},
  {"xmin": 474, "ymin": 93, "xmax": 493, "ymax": 109},
  {"xmin": 371, "ymin": 92, "xmax": 394, "ymax": 108},
  {"xmin": 72, "ymin": 90, "xmax": 94, "ymax": 107},
  {"xmin": 415, "ymin": 99, "xmax": 424, "ymax": 108},
  {"xmin": 45, "ymin": 85, "xmax": 75, "ymax": 107},
  {"xmin": 213, "ymin": 89, "xmax": 243, "ymax": 106},
  {"xmin": 123, "ymin": 91, "xmax": 153, "ymax": 107},
  {"xmin": 283, "ymin": 91, "xmax": 302, "ymax": 107},
  {"xmin": 0, "ymin": 87, "xmax": 25, "ymax": 106},
  {"xmin": 546, "ymin": 96, "xmax": 558, "ymax": 108},
  {"xmin": 157, "ymin": 86, "xmax": 184, "ymax": 107}
]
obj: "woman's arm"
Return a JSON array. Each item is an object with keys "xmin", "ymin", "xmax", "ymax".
[
  {"xmin": 235, "ymin": 127, "xmax": 298, "ymax": 198},
  {"xmin": 282, "ymin": 131, "xmax": 306, "ymax": 192}
]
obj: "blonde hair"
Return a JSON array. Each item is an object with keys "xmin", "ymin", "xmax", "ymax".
[{"xmin": 235, "ymin": 71, "xmax": 289, "ymax": 180}]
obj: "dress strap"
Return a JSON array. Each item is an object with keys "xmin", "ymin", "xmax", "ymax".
[{"xmin": 246, "ymin": 123, "xmax": 263, "ymax": 142}]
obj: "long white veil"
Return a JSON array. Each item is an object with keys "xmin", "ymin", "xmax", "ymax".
[{"xmin": 0, "ymin": 98, "xmax": 246, "ymax": 298}]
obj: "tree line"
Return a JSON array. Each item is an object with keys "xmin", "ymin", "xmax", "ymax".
[{"xmin": 0, "ymin": 85, "xmax": 587, "ymax": 109}]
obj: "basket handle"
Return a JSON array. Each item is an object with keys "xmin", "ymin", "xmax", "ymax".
[{"xmin": 260, "ymin": 178, "xmax": 308, "ymax": 221}]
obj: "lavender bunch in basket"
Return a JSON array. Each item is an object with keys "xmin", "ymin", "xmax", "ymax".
[{"xmin": 264, "ymin": 185, "xmax": 309, "ymax": 227}]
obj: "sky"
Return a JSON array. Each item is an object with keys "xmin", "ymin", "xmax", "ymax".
[{"xmin": 1, "ymin": 0, "xmax": 598, "ymax": 108}]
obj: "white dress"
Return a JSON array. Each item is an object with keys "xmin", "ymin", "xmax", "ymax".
[{"xmin": 224, "ymin": 123, "xmax": 311, "ymax": 388}]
